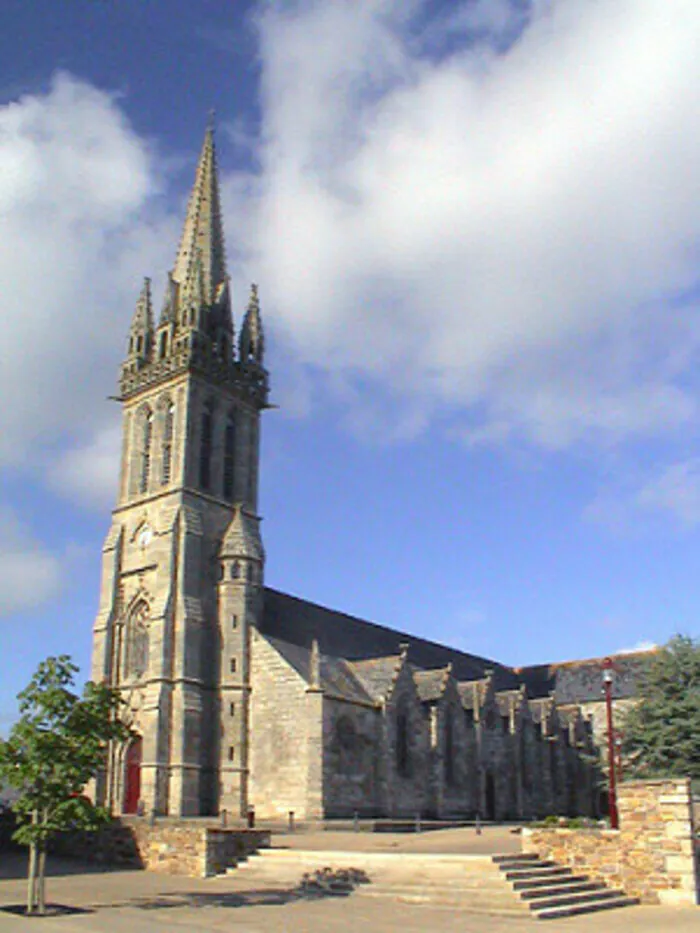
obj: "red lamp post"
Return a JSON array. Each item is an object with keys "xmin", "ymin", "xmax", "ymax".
[{"xmin": 602, "ymin": 658, "xmax": 619, "ymax": 829}]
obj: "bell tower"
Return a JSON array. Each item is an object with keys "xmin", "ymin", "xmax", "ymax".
[{"xmin": 91, "ymin": 124, "xmax": 269, "ymax": 817}]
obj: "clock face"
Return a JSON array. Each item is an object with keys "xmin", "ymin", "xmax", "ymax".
[{"xmin": 137, "ymin": 526, "xmax": 153, "ymax": 549}]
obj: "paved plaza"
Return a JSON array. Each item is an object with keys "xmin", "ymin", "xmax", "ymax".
[{"xmin": 0, "ymin": 828, "xmax": 697, "ymax": 933}]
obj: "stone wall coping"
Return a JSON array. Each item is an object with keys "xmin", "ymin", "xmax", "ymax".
[
  {"xmin": 619, "ymin": 778, "xmax": 691, "ymax": 789},
  {"xmin": 522, "ymin": 826, "xmax": 619, "ymax": 837}
]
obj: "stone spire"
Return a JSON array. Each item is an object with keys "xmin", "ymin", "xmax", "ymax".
[
  {"xmin": 172, "ymin": 122, "xmax": 227, "ymax": 306},
  {"xmin": 239, "ymin": 284, "xmax": 264, "ymax": 365}
]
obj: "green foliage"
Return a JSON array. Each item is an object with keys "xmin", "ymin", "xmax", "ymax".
[
  {"xmin": 533, "ymin": 815, "xmax": 600, "ymax": 829},
  {"xmin": 0, "ymin": 655, "xmax": 132, "ymax": 848},
  {"xmin": 621, "ymin": 635, "xmax": 700, "ymax": 780}
]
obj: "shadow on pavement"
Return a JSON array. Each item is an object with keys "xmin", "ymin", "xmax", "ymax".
[
  {"xmin": 106, "ymin": 869, "xmax": 370, "ymax": 912},
  {"xmin": 1, "ymin": 903, "xmax": 95, "ymax": 917},
  {"xmin": 0, "ymin": 851, "xmax": 128, "ymax": 881}
]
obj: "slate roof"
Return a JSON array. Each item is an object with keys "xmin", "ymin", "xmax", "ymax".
[
  {"xmin": 495, "ymin": 691, "xmax": 520, "ymax": 716},
  {"xmin": 516, "ymin": 650, "xmax": 654, "ymax": 703},
  {"xmin": 528, "ymin": 697, "xmax": 552, "ymax": 725},
  {"xmin": 413, "ymin": 668, "xmax": 448, "ymax": 703},
  {"xmin": 348, "ymin": 656, "xmax": 402, "ymax": 701},
  {"xmin": 261, "ymin": 635, "xmax": 374, "ymax": 705},
  {"xmin": 261, "ymin": 588, "xmax": 517, "ymax": 687},
  {"xmin": 457, "ymin": 679, "xmax": 488, "ymax": 710}
]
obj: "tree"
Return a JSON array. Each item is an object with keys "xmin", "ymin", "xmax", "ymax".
[
  {"xmin": 0, "ymin": 656, "xmax": 131, "ymax": 916},
  {"xmin": 621, "ymin": 635, "xmax": 700, "ymax": 780}
]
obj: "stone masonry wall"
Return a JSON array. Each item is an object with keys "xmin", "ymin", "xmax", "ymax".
[
  {"xmin": 53, "ymin": 819, "xmax": 269, "ymax": 878},
  {"xmin": 522, "ymin": 778, "xmax": 698, "ymax": 906},
  {"xmin": 322, "ymin": 697, "xmax": 379, "ymax": 817},
  {"xmin": 249, "ymin": 632, "xmax": 310, "ymax": 818}
]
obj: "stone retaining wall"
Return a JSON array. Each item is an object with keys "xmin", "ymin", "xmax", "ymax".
[
  {"xmin": 523, "ymin": 778, "xmax": 698, "ymax": 906},
  {"xmin": 53, "ymin": 818, "xmax": 270, "ymax": 878}
]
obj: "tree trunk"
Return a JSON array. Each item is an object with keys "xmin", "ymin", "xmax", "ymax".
[
  {"xmin": 26, "ymin": 811, "xmax": 38, "ymax": 915},
  {"xmin": 37, "ymin": 844, "xmax": 47, "ymax": 914},
  {"xmin": 37, "ymin": 809, "xmax": 48, "ymax": 915}
]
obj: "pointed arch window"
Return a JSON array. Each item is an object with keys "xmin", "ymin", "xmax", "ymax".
[
  {"xmin": 139, "ymin": 408, "xmax": 153, "ymax": 494},
  {"xmin": 199, "ymin": 404, "xmax": 213, "ymax": 491},
  {"xmin": 161, "ymin": 402, "xmax": 174, "ymax": 486},
  {"xmin": 396, "ymin": 708, "xmax": 410, "ymax": 777},
  {"xmin": 445, "ymin": 707, "xmax": 455, "ymax": 786},
  {"xmin": 125, "ymin": 601, "xmax": 149, "ymax": 680},
  {"xmin": 223, "ymin": 410, "xmax": 236, "ymax": 501}
]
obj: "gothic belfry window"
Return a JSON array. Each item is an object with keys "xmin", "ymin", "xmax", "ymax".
[
  {"xmin": 125, "ymin": 601, "xmax": 149, "ymax": 679},
  {"xmin": 248, "ymin": 414, "xmax": 258, "ymax": 502},
  {"xmin": 223, "ymin": 410, "xmax": 236, "ymax": 501},
  {"xmin": 139, "ymin": 408, "xmax": 153, "ymax": 494},
  {"xmin": 161, "ymin": 401, "xmax": 174, "ymax": 486},
  {"xmin": 200, "ymin": 404, "xmax": 213, "ymax": 491}
]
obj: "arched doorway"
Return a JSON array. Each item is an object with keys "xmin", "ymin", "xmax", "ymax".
[{"xmin": 123, "ymin": 737, "xmax": 142, "ymax": 814}]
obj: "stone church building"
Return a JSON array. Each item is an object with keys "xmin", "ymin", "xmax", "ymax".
[{"xmin": 91, "ymin": 128, "xmax": 647, "ymax": 822}]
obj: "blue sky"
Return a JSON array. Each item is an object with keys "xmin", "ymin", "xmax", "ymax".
[{"xmin": 1, "ymin": 0, "xmax": 700, "ymax": 730}]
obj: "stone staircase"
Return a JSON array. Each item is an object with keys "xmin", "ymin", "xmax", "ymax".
[
  {"xmin": 228, "ymin": 848, "xmax": 528, "ymax": 914},
  {"xmin": 226, "ymin": 847, "xmax": 640, "ymax": 918},
  {"xmin": 493, "ymin": 854, "xmax": 639, "ymax": 920}
]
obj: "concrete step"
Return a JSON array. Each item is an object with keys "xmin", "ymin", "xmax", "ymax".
[
  {"xmin": 504, "ymin": 866, "xmax": 573, "ymax": 881},
  {"xmin": 492, "ymin": 852, "xmax": 540, "ymax": 864},
  {"xmin": 532, "ymin": 895, "xmax": 639, "ymax": 920},
  {"xmin": 233, "ymin": 851, "xmax": 503, "ymax": 878},
  {"xmin": 495, "ymin": 859, "xmax": 556, "ymax": 871},
  {"xmin": 355, "ymin": 885, "xmax": 528, "ymax": 911},
  {"xmin": 520, "ymin": 880, "xmax": 606, "ymax": 900},
  {"xmin": 512, "ymin": 873, "xmax": 589, "ymax": 891},
  {"xmin": 229, "ymin": 865, "xmax": 508, "ymax": 889},
  {"xmin": 528, "ymin": 887, "xmax": 624, "ymax": 910},
  {"xmin": 492, "ymin": 853, "xmax": 640, "ymax": 920},
  {"xmin": 260, "ymin": 849, "xmax": 499, "ymax": 865}
]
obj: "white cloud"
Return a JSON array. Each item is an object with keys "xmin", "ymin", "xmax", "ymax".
[
  {"xmin": 46, "ymin": 422, "xmax": 121, "ymax": 511},
  {"xmin": 228, "ymin": 0, "xmax": 700, "ymax": 449},
  {"xmin": 616, "ymin": 640, "xmax": 657, "ymax": 655},
  {"xmin": 0, "ymin": 508, "xmax": 62, "ymax": 617},
  {"xmin": 0, "ymin": 73, "xmax": 176, "ymax": 472},
  {"xmin": 636, "ymin": 458, "xmax": 700, "ymax": 526},
  {"xmin": 3, "ymin": 1, "xmax": 700, "ymax": 528},
  {"xmin": 586, "ymin": 457, "xmax": 700, "ymax": 529}
]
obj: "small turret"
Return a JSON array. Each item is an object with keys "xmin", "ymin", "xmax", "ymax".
[
  {"xmin": 220, "ymin": 505, "xmax": 265, "ymax": 567},
  {"xmin": 239, "ymin": 284, "xmax": 264, "ymax": 366},
  {"xmin": 126, "ymin": 277, "xmax": 153, "ymax": 365}
]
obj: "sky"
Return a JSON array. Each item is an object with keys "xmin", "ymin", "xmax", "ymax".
[{"xmin": 1, "ymin": 0, "xmax": 699, "ymax": 730}]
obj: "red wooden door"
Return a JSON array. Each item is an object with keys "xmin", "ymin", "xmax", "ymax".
[{"xmin": 124, "ymin": 738, "xmax": 142, "ymax": 814}]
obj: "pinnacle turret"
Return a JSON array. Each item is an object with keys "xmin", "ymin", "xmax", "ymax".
[
  {"xmin": 239, "ymin": 284, "xmax": 264, "ymax": 365},
  {"xmin": 127, "ymin": 277, "xmax": 153, "ymax": 361}
]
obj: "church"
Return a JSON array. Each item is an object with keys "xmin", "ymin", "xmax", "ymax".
[{"xmin": 91, "ymin": 127, "xmax": 647, "ymax": 822}]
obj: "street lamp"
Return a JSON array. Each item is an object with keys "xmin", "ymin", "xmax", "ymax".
[{"xmin": 602, "ymin": 659, "xmax": 619, "ymax": 829}]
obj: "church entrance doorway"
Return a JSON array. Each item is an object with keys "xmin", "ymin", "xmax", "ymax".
[
  {"xmin": 485, "ymin": 772, "xmax": 496, "ymax": 821},
  {"xmin": 123, "ymin": 737, "xmax": 142, "ymax": 814}
]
